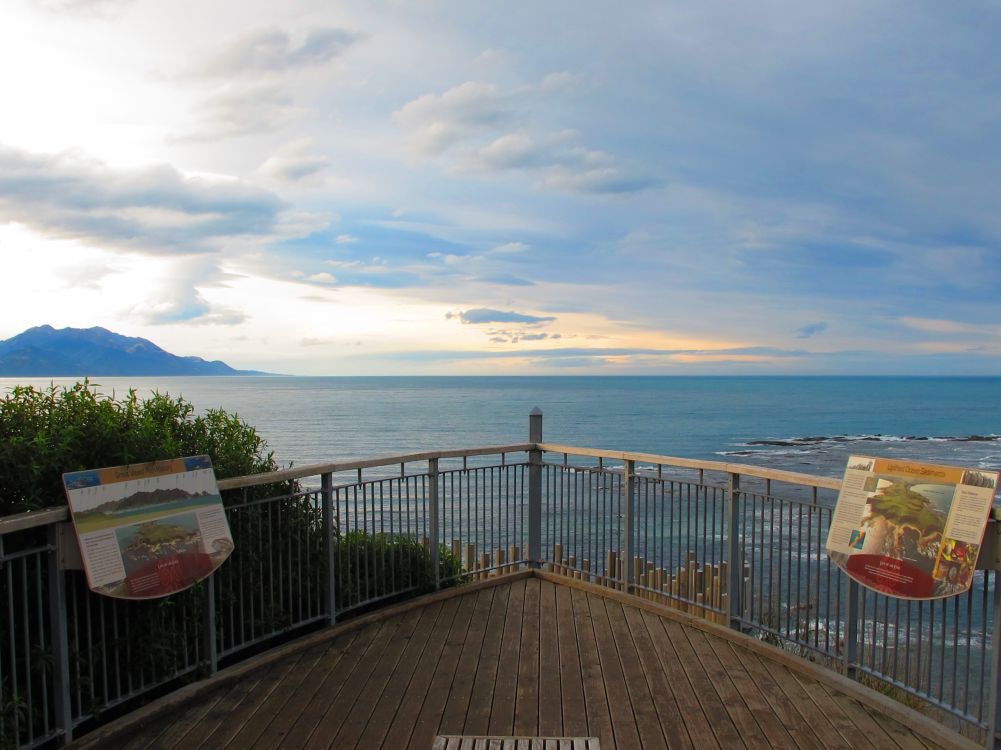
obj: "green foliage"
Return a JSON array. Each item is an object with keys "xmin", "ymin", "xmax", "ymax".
[
  {"xmin": 0, "ymin": 380, "xmax": 281, "ymax": 516},
  {"xmin": 334, "ymin": 530, "xmax": 466, "ymax": 610}
]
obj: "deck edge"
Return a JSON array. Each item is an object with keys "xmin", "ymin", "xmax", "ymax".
[
  {"xmin": 534, "ymin": 570, "xmax": 984, "ymax": 750},
  {"xmin": 66, "ymin": 570, "xmax": 532, "ymax": 749}
]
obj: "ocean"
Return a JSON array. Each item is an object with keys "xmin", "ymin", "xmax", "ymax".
[{"xmin": 2, "ymin": 375, "xmax": 999, "ymax": 480}]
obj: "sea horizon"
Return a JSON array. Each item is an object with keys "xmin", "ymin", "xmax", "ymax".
[{"xmin": 3, "ymin": 375, "xmax": 998, "ymax": 481}]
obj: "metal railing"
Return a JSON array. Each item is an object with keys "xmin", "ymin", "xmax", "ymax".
[{"xmin": 0, "ymin": 411, "xmax": 998, "ymax": 748}]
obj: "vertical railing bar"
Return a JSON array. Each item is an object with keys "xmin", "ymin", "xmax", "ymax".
[
  {"xmin": 47, "ymin": 527, "xmax": 72, "ymax": 745},
  {"xmin": 846, "ymin": 578, "xmax": 859, "ymax": 679},
  {"xmin": 321, "ymin": 472, "xmax": 335, "ymax": 624},
  {"xmin": 623, "ymin": 459, "xmax": 635, "ymax": 594},
  {"xmin": 429, "ymin": 458, "xmax": 440, "ymax": 589},
  {"xmin": 726, "ymin": 473, "xmax": 741, "ymax": 630},
  {"xmin": 979, "ymin": 571, "xmax": 989, "ymax": 722}
]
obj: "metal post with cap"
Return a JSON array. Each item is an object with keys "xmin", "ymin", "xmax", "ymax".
[{"xmin": 528, "ymin": 408, "xmax": 543, "ymax": 568}]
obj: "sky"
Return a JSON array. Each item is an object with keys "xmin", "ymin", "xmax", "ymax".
[{"xmin": 1, "ymin": 0, "xmax": 1000, "ymax": 375}]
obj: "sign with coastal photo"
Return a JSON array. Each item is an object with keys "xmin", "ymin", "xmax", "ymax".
[
  {"xmin": 826, "ymin": 455, "xmax": 998, "ymax": 600},
  {"xmin": 63, "ymin": 456, "xmax": 233, "ymax": 599}
]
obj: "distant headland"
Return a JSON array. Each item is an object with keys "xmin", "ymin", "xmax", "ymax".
[{"xmin": 0, "ymin": 325, "xmax": 270, "ymax": 376}]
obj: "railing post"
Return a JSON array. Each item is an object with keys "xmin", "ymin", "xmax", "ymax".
[
  {"xmin": 624, "ymin": 459, "xmax": 635, "ymax": 593},
  {"xmin": 987, "ymin": 523, "xmax": 1001, "ymax": 748},
  {"xmin": 321, "ymin": 471, "xmax": 337, "ymax": 624},
  {"xmin": 845, "ymin": 578, "xmax": 860, "ymax": 680},
  {"xmin": 726, "ymin": 472, "xmax": 742, "ymax": 630},
  {"xmin": 528, "ymin": 407, "xmax": 543, "ymax": 568},
  {"xmin": 204, "ymin": 574, "xmax": 218, "ymax": 674},
  {"xmin": 429, "ymin": 458, "xmax": 440, "ymax": 588},
  {"xmin": 47, "ymin": 525, "xmax": 73, "ymax": 745}
]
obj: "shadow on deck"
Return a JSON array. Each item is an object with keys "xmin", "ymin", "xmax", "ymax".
[{"xmin": 71, "ymin": 572, "xmax": 978, "ymax": 750}]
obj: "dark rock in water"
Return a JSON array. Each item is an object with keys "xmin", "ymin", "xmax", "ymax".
[{"xmin": 960, "ymin": 435, "xmax": 998, "ymax": 442}]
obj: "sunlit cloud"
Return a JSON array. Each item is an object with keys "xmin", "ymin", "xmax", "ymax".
[
  {"xmin": 191, "ymin": 26, "xmax": 359, "ymax": 79},
  {"xmin": 0, "ymin": 144, "xmax": 293, "ymax": 253},
  {"xmin": 449, "ymin": 308, "xmax": 556, "ymax": 325},
  {"xmin": 0, "ymin": 2, "xmax": 999, "ymax": 374}
]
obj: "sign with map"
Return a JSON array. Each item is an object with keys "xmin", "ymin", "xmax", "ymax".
[
  {"xmin": 63, "ymin": 456, "xmax": 233, "ymax": 599},
  {"xmin": 826, "ymin": 455, "xmax": 998, "ymax": 599}
]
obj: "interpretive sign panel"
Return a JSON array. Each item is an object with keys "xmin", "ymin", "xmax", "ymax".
[
  {"xmin": 63, "ymin": 456, "xmax": 233, "ymax": 599},
  {"xmin": 826, "ymin": 455, "xmax": 998, "ymax": 599}
]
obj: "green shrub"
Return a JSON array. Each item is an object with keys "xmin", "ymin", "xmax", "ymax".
[
  {"xmin": 334, "ymin": 530, "xmax": 466, "ymax": 610},
  {"xmin": 0, "ymin": 380, "xmax": 281, "ymax": 516}
]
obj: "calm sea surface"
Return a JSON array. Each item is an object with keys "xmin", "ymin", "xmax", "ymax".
[{"xmin": 2, "ymin": 376, "xmax": 999, "ymax": 479}]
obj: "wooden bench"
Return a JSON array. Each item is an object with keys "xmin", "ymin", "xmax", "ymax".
[{"xmin": 433, "ymin": 737, "xmax": 600, "ymax": 750}]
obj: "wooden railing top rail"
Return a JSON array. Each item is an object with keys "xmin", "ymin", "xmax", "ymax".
[
  {"xmin": 215, "ymin": 443, "xmax": 535, "ymax": 490},
  {"xmin": 3, "ymin": 441, "xmax": 996, "ymax": 535},
  {"xmin": 537, "ymin": 442, "xmax": 845, "ymax": 491}
]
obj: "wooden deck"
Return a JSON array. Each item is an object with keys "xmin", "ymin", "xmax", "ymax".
[{"xmin": 73, "ymin": 573, "xmax": 978, "ymax": 750}]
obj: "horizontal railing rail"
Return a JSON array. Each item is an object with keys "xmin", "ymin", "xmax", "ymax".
[{"xmin": 0, "ymin": 413, "xmax": 998, "ymax": 748}]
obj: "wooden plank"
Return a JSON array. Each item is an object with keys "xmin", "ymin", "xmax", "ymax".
[
  {"xmin": 330, "ymin": 605, "xmax": 429, "ymax": 748},
  {"xmin": 817, "ymin": 683, "xmax": 933, "ymax": 750},
  {"xmin": 488, "ymin": 578, "xmax": 527, "ymax": 736},
  {"xmin": 406, "ymin": 590, "xmax": 480, "ymax": 747},
  {"xmin": 602, "ymin": 600, "xmax": 668, "ymax": 749},
  {"xmin": 786, "ymin": 670, "xmax": 880, "ymax": 750},
  {"xmin": 513, "ymin": 578, "xmax": 541, "ymax": 736},
  {"xmin": 815, "ymin": 682, "xmax": 913, "ymax": 749},
  {"xmin": 304, "ymin": 619, "xmax": 411, "ymax": 748},
  {"xmin": 619, "ymin": 604, "xmax": 694, "ymax": 749},
  {"xmin": 464, "ymin": 584, "xmax": 512, "ymax": 735},
  {"xmin": 587, "ymin": 595, "xmax": 642, "ymax": 749},
  {"xmin": 247, "ymin": 630, "xmax": 363, "ymax": 749},
  {"xmin": 538, "ymin": 580, "xmax": 564, "ymax": 737},
  {"xmin": 569, "ymin": 588, "xmax": 614, "ymax": 748},
  {"xmin": 378, "ymin": 596, "xmax": 465, "ymax": 749},
  {"xmin": 437, "ymin": 587, "xmax": 497, "ymax": 735},
  {"xmin": 180, "ymin": 673, "xmax": 267, "ymax": 749},
  {"xmin": 678, "ymin": 627, "xmax": 769, "ymax": 749},
  {"xmin": 223, "ymin": 641, "xmax": 332, "ymax": 748},
  {"xmin": 274, "ymin": 619, "xmax": 390, "ymax": 749},
  {"xmin": 301, "ymin": 616, "xmax": 416, "ymax": 749},
  {"xmin": 119, "ymin": 683, "xmax": 230, "ymax": 750},
  {"xmin": 351, "ymin": 599, "xmax": 448, "ymax": 748},
  {"xmin": 637, "ymin": 611, "xmax": 722, "ymax": 750},
  {"xmin": 745, "ymin": 648, "xmax": 856, "ymax": 750},
  {"xmin": 555, "ymin": 584, "xmax": 587, "ymax": 738},
  {"xmin": 727, "ymin": 645, "xmax": 827, "ymax": 750}
]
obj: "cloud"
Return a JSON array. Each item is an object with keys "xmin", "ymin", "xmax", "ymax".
[
  {"xmin": 335, "ymin": 234, "xmax": 359, "ymax": 244},
  {"xmin": 176, "ymin": 26, "xmax": 358, "ymax": 142},
  {"xmin": 898, "ymin": 317, "xmax": 1000, "ymax": 336},
  {"xmin": 194, "ymin": 26, "xmax": 359, "ymax": 79},
  {"xmin": 306, "ymin": 272, "xmax": 337, "ymax": 284},
  {"xmin": 128, "ymin": 258, "xmax": 246, "ymax": 326},
  {"xmin": 490, "ymin": 242, "xmax": 529, "ymax": 254},
  {"xmin": 173, "ymin": 82, "xmax": 299, "ymax": 142},
  {"xmin": 475, "ymin": 274, "xmax": 534, "ymax": 286},
  {"xmin": 257, "ymin": 139, "xmax": 330, "ymax": 183},
  {"xmin": 396, "ymin": 78, "xmax": 654, "ymax": 195},
  {"xmin": 466, "ymin": 131, "xmax": 657, "ymax": 195},
  {"xmin": 0, "ymin": 144, "xmax": 291, "ymax": 254},
  {"xmin": 448, "ymin": 308, "xmax": 556, "ymax": 325},
  {"xmin": 56, "ymin": 261, "xmax": 117, "ymax": 290},
  {"xmin": 796, "ymin": 322, "xmax": 828, "ymax": 339},
  {"xmin": 395, "ymin": 81, "xmax": 510, "ymax": 156},
  {"xmin": 30, "ymin": 0, "xmax": 133, "ymax": 16}
]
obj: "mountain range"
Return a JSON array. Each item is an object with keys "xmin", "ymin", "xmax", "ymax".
[{"xmin": 0, "ymin": 325, "xmax": 267, "ymax": 376}]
